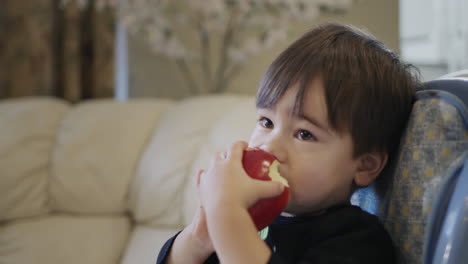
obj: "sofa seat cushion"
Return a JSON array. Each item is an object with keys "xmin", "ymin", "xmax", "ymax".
[
  {"xmin": 121, "ymin": 225, "xmax": 182, "ymax": 264},
  {"xmin": 0, "ymin": 214, "xmax": 131, "ymax": 264}
]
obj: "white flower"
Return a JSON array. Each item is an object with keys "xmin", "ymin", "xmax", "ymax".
[
  {"xmin": 262, "ymin": 28, "xmax": 287, "ymax": 49},
  {"xmin": 318, "ymin": 0, "xmax": 353, "ymax": 11},
  {"xmin": 242, "ymin": 37, "xmax": 261, "ymax": 56},
  {"xmin": 146, "ymin": 27, "xmax": 165, "ymax": 46},
  {"xmin": 188, "ymin": 0, "xmax": 225, "ymax": 17},
  {"xmin": 204, "ymin": 15, "xmax": 228, "ymax": 32},
  {"xmin": 228, "ymin": 48, "xmax": 248, "ymax": 64},
  {"xmin": 164, "ymin": 38, "xmax": 187, "ymax": 58}
]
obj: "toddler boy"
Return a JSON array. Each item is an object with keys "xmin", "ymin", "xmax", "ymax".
[{"xmin": 157, "ymin": 23, "xmax": 421, "ymax": 264}]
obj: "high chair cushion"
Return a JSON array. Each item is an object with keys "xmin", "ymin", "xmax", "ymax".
[
  {"xmin": 424, "ymin": 152, "xmax": 468, "ymax": 264},
  {"xmin": 351, "ymin": 79, "xmax": 468, "ymax": 263}
]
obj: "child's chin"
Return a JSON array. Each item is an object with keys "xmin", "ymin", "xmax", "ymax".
[{"xmin": 283, "ymin": 203, "xmax": 324, "ymax": 216}]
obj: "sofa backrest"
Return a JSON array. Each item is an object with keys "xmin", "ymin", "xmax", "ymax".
[
  {"xmin": 0, "ymin": 95, "xmax": 256, "ymax": 230},
  {"xmin": 129, "ymin": 95, "xmax": 256, "ymax": 228},
  {"xmin": 0, "ymin": 97, "xmax": 70, "ymax": 221},
  {"xmin": 0, "ymin": 97, "xmax": 173, "ymax": 222}
]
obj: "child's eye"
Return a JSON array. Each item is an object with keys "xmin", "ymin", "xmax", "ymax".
[
  {"xmin": 258, "ymin": 117, "xmax": 274, "ymax": 129},
  {"xmin": 297, "ymin": 130, "xmax": 316, "ymax": 141}
]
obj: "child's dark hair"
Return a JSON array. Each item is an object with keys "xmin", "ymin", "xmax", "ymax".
[{"xmin": 257, "ymin": 23, "xmax": 421, "ymax": 159}]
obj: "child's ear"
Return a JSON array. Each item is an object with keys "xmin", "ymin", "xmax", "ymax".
[{"xmin": 354, "ymin": 152, "xmax": 388, "ymax": 187}]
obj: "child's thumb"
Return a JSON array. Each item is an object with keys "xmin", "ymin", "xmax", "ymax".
[
  {"xmin": 255, "ymin": 180, "xmax": 285, "ymax": 200},
  {"xmin": 196, "ymin": 169, "xmax": 204, "ymax": 187}
]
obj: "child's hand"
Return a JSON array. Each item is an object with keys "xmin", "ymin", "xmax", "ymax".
[
  {"xmin": 197, "ymin": 141, "xmax": 285, "ymax": 216},
  {"xmin": 185, "ymin": 170, "xmax": 214, "ymax": 258},
  {"xmin": 195, "ymin": 141, "xmax": 282, "ymax": 263},
  {"xmin": 167, "ymin": 171, "xmax": 213, "ymax": 264},
  {"xmin": 186, "ymin": 205, "xmax": 214, "ymax": 259}
]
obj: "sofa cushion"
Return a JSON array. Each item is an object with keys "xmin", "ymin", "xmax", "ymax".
[
  {"xmin": 183, "ymin": 98, "xmax": 257, "ymax": 225},
  {"xmin": 0, "ymin": 97, "xmax": 70, "ymax": 221},
  {"xmin": 50, "ymin": 99, "xmax": 173, "ymax": 214},
  {"xmin": 130, "ymin": 95, "xmax": 255, "ymax": 226},
  {"xmin": 121, "ymin": 225, "xmax": 181, "ymax": 264},
  {"xmin": 0, "ymin": 214, "xmax": 131, "ymax": 264}
]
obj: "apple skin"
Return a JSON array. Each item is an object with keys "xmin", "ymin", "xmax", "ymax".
[{"xmin": 242, "ymin": 148, "xmax": 290, "ymax": 230}]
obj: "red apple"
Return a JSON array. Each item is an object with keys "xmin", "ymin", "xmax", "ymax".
[{"xmin": 242, "ymin": 148, "xmax": 290, "ymax": 230}]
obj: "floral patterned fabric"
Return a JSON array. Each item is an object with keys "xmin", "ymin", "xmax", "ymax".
[
  {"xmin": 0, "ymin": 0, "xmax": 115, "ymax": 102},
  {"xmin": 352, "ymin": 88, "xmax": 468, "ymax": 263}
]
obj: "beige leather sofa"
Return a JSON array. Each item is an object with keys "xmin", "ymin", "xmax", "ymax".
[{"xmin": 0, "ymin": 95, "xmax": 256, "ymax": 264}]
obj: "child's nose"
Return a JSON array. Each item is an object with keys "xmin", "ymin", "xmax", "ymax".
[{"xmin": 260, "ymin": 137, "xmax": 286, "ymax": 163}]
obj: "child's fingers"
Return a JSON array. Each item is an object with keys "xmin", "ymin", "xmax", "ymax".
[
  {"xmin": 214, "ymin": 151, "xmax": 227, "ymax": 160},
  {"xmin": 196, "ymin": 169, "xmax": 204, "ymax": 187},
  {"xmin": 253, "ymin": 180, "xmax": 285, "ymax": 200},
  {"xmin": 227, "ymin": 141, "xmax": 248, "ymax": 160}
]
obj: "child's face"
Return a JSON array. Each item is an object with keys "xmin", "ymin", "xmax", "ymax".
[{"xmin": 249, "ymin": 78, "xmax": 360, "ymax": 214}]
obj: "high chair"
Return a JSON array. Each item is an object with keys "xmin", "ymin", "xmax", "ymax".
[{"xmin": 351, "ymin": 77, "xmax": 468, "ymax": 264}]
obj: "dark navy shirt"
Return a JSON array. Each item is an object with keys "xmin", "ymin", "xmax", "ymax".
[{"xmin": 157, "ymin": 204, "xmax": 396, "ymax": 264}]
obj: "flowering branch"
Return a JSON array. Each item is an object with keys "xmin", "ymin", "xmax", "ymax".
[
  {"xmin": 62, "ymin": 0, "xmax": 354, "ymax": 95},
  {"xmin": 199, "ymin": 24, "xmax": 212, "ymax": 92},
  {"xmin": 175, "ymin": 58, "xmax": 199, "ymax": 95},
  {"xmin": 214, "ymin": 5, "xmax": 237, "ymax": 93}
]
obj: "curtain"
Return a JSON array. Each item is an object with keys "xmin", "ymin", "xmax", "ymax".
[{"xmin": 0, "ymin": 0, "xmax": 115, "ymax": 103}]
